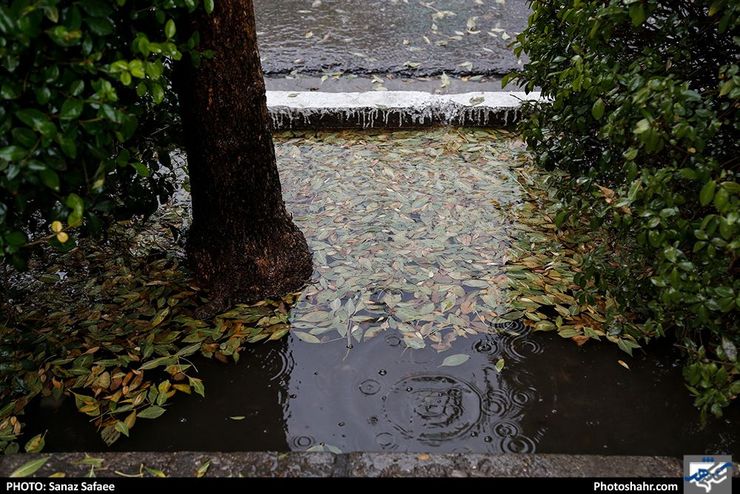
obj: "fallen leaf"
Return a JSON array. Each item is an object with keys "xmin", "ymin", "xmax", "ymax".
[
  {"xmin": 10, "ymin": 457, "xmax": 50, "ymax": 478},
  {"xmin": 293, "ymin": 331, "xmax": 321, "ymax": 343},
  {"xmin": 571, "ymin": 335, "xmax": 589, "ymax": 346},
  {"xmin": 495, "ymin": 358, "xmax": 505, "ymax": 372},
  {"xmin": 440, "ymin": 354, "xmax": 470, "ymax": 367}
]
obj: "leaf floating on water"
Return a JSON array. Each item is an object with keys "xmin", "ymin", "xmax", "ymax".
[
  {"xmin": 137, "ymin": 406, "xmax": 166, "ymax": 419},
  {"xmin": 617, "ymin": 360, "xmax": 630, "ymax": 370},
  {"xmin": 495, "ymin": 358, "xmax": 505, "ymax": 372},
  {"xmin": 24, "ymin": 432, "xmax": 45, "ymax": 453},
  {"xmin": 440, "ymin": 354, "xmax": 470, "ymax": 367},
  {"xmin": 324, "ymin": 444, "xmax": 342, "ymax": 454},
  {"xmin": 10, "ymin": 457, "xmax": 50, "ymax": 478},
  {"xmin": 294, "ymin": 331, "xmax": 321, "ymax": 343},
  {"xmin": 501, "ymin": 311, "xmax": 524, "ymax": 321},
  {"xmin": 297, "ymin": 311, "xmax": 330, "ymax": 323},
  {"xmin": 571, "ymin": 335, "xmax": 590, "ymax": 346},
  {"xmin": 534, "ymin": 321, "xmax": 556, "ymax": 331}
]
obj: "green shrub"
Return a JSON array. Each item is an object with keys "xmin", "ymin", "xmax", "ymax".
[
  {"xmin": 0, "ymin": 0, "xmax": 212, "ymax": 270},
  {"xmin": 508, "ymin": 0, "xmax": 739, "ymax": 419}
]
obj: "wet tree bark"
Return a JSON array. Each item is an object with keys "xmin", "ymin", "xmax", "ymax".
[{"xmin": 174, "ymin": 0, "xmax": 312, "ymax": 311}]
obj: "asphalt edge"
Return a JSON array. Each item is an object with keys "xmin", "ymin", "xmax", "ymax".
[{"xmin": 0, "ymin": 452, "xmax": 684, "ymax": 478}]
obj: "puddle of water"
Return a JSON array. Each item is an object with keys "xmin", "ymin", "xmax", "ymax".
[
  {"xmin": 29, "ymin": 329, "xmax": 737, "ymax": 455},
  {"xmin": 21, "ymin": 129, "xmax": 738, "ymax": 455}
]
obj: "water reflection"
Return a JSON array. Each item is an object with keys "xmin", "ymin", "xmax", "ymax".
[{"xmin": 283, "ymin": 322, "xmax": 546, "ymax": 453}]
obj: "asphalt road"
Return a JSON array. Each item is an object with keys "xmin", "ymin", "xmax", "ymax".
[{"xmin": 254, "ymin": 0, "xmax": 529, "ymax": 77}]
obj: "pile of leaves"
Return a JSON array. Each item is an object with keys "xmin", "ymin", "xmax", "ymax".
[
  {"xmin": 0, "ymin": 201, "xmax": 296, "ymax": 453},
  {"xmin": 508, "ymin": 0, "xmax": 739, "ymax": 419},
  {"xmin": 505, "ymin": 160, "xmax": 643, "ymax": 356}
]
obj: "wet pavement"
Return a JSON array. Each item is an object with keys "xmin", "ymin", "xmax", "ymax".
[{"xmin": 255, "ymin": 0, "xmax": 528, "ymax": 78}]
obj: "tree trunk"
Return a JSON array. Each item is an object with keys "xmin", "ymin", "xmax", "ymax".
[{"xmin": 174, "ymin": 0, "xmax": 312, "ymax": 310}]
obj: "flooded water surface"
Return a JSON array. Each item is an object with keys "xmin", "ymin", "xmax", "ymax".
[
  {"xmin": 24, "ymin": 130, "xmax": 738, "ymax": 456},
  {"xmin": 254, "ymin": 0, "xmax": 528, "ymax": 76}
]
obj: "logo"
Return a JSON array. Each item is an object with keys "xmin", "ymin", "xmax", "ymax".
[{"xmin": 684, "ymin": 455, "xmax": 733, "ymax": 494}]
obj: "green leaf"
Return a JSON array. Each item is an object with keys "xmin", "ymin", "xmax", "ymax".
[
  {"xmin": 204, "ymin": 0, "xmax": 215, "ymax": 14},
  {"xmin": 591, "ymin": 98, "xmax": 605, "ymax": 120},
  {"xmin": 440, "ymin": 354, "xmax": 470, "ymax": 367},
  {"xmin": 128, "ymin": 60, "xmax": 145, "ymax": 78},
  {"xmin": 5, "ymin": 231, "xmax": 27, "ymax": 247},
  {"xmin": 534, "ymin": 321, "xmax": 556, "ymax": 331},
  {"xmin": 165, "ymin": 19, "xmax": 176, "ymax": 39},
  {"xmin": 663, "ymin": 247, "xmax": 679, "ymax": 263},
  {"xmin": 0, "ymin": 145, "xmax": 28, "ymax": 161},
  {"xmin": 40, "ymin": 169, "xmax": 60, "ymax": 191},
  {"xmin": 196, "ymin": 460, "xmax": 210, "ymax": 478},
  {"xmin": 494, "ymin": 358, "xmax": 505, "ymax": 372},
  {"xmin": 130, "ymin": 162, "xmax": 150, "ymax": 177},
  {"xmin": 80, "ymin": 0, "xmax": 114, "ymax": 17},
  {"xmin": 114, "ymin": 421, "xmax": 129, "ymax": 437},
  {"xmin": 24, "ymin": 433, "xmax": 45, "ymax": 453},
  {"xmin": 189, "ymin": 377, "xmax": 205, "ymax": 397},
  {"xmin": 60, "ymin": 99, "xmax": 84, "ymax": 120},
  {"xmin": 139, "ymin": 356, "xmax": 176, "ymax": 371},
  {"xmin": 700, "ymin": 180, "xmax": 716, "ymax": 207},
  {"xmin": 86, "ymin": 17, "xmax": 114, "ymax": 36},
  {"xmin": 713, "ymin": 187, "xmax": 729, "ymax": 212},
  {"xmin": 16, "ymin": 109, "xmax": 52, "ymax": 134},
  {"xmin": 10, "ymin": 457, "xmax": 50, "ymax": 478},
  {"xmin": 629, "ymin": 4, "xmax": 647, "ymax": 26},
  {"xmin": 145, "ymin": 466, "xmax": 167, "ymax": 478},
  {"xmin": 137, "ymin": 406, "xmax": 166, "ymax": 419},
  {"xmin": 65, "ymin": 193, "xmax": 84, "ymax": 227}
]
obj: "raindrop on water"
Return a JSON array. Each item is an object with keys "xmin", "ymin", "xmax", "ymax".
[
  {"xmin": 376, "ymin": 432, "xmax": 395, "ymax": 448},
  {"xmin": 358, "ymin": 379, "xmax": 381, "ymax": 395}
]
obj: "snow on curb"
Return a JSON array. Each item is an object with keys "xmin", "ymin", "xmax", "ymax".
[{"xmin": 266, "ymin": 91, "xmax": 541, "ymax": 130}]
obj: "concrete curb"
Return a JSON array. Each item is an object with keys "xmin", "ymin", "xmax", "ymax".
[
  {"xmin": 0, "ymin": 452, "xmax": 682, "ymax": 478},
  {"xmin": 266, "ymin": 90, "xmax": 541, "ymax": 130}
]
